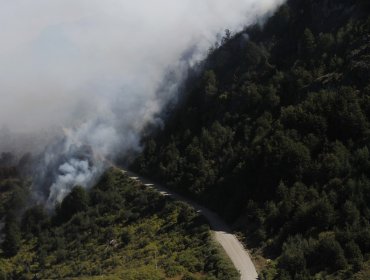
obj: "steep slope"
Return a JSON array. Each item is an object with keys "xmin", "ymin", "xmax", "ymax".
[
  {"xmin": 122, "ymin": 169, "xmax": 257, "ymax": 280},
  {"xmin": 0, "ymin": 169, "xmax": 239, "ymax": 280},
  {"xmin": 134, "ymin": 0, "xmax": 370, "ymax": 279}
]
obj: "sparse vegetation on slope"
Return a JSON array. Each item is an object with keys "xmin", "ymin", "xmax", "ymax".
[{"xmin": 0, "ymin": 168, "xmax": 238, "ymax": 280}]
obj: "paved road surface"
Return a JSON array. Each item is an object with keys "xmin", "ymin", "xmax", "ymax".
[{"xmin": 122, "ymin": 169, "xmax": 258, "ymax": 280}]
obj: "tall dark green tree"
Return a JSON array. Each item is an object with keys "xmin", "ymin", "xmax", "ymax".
[
  {"xmin": 58, "ymin": 186, "xmax": 89, "ymax": 222},
  {"xmin": 2, "ymin": 216, "xmax": 21, "ymax": 257}
]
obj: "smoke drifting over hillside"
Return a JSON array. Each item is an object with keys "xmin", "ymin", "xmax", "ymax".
[{"xmin": 0, "ymin": 0, "xmax": 285, "ymax": 204}]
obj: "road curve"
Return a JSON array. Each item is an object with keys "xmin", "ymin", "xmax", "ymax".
[{"xmin": 121, "ymin": 169, "xmax": 258, "ymax": 280}]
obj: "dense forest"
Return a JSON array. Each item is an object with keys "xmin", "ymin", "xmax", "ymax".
[
  {"xmin": 134, "ymin": 0, "xmax": 370, "ymax": 279},
  {"xmin": 0, "ymin": 164, "xmax": 238, "ymax": 279}
]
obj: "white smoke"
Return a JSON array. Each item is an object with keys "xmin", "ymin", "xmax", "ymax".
[
  {"xmin": 48, "ymin": 159, "xmax": 97, "ymax": 203},
  {"xmin": 0, "ymin": 0, "xmax": 285, "ymax": 204}
]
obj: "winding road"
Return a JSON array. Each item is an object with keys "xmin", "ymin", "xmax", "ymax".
[{"xmin": 121, "ymin": 169, "xmax": 258, "ymax": 280}]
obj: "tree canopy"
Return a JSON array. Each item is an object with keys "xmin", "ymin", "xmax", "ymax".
[{"xmin": 134, "ymin": 0, "xmax": 370, "ymax": 279}]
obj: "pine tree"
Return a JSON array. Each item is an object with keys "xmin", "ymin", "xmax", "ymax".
[{"xmin": 2, "ymin": 217, "xmax": 21, "ymax": 257}]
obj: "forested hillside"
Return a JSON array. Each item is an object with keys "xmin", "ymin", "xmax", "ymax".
[
  {"xmin": 134, "ymin": 0, "xmax": 370, "ymax": 279},
  {"xmin": 0, "ymin": 167, "xmax": 238, "ymax": 279}
]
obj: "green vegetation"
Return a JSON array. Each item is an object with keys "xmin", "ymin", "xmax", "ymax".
[
  {"xmin": 0, "ymin": 167, "xmax": 238, "ymax": 280},
  {"xmin": 134, "ymin": 0, "xmax": 370, "ymax": 279},
  {"xmin": 0, "ymin": 156, "xmax": 30, "ymax": 259}
]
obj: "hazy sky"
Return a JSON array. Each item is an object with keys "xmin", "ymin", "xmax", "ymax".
[{"xmin": 0, "ymin": 0, "xmax": 284, "ymax": 134}]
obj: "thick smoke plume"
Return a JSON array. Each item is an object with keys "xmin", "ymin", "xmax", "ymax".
[{"xmin": 0, "ymin": 0, "xmax": 285, "ymax": 205}]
